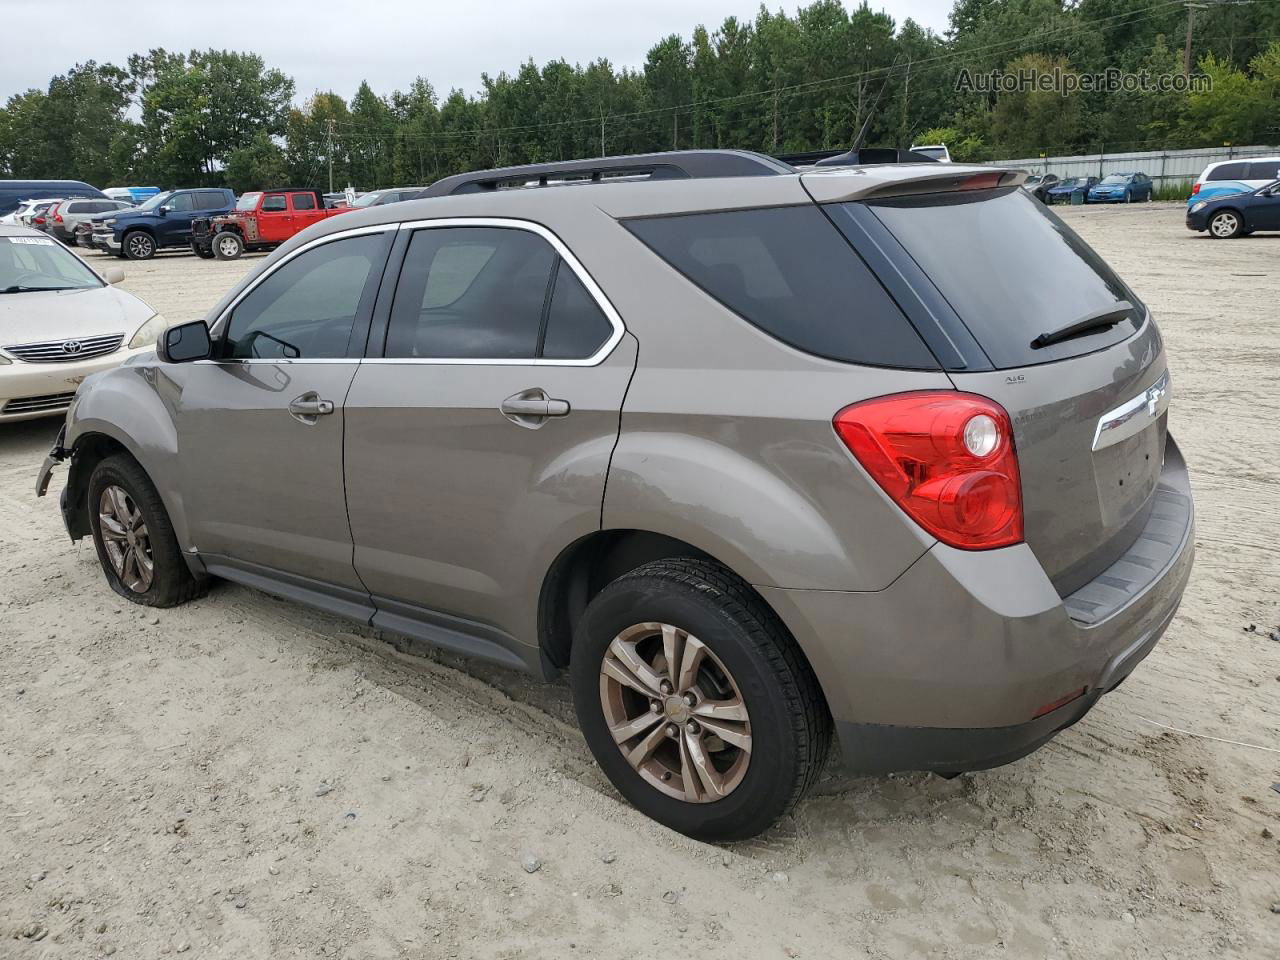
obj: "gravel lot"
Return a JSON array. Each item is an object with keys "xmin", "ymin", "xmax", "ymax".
[{"xmin": 2, "ymin": 205, "xmax": 1278, "ymax": 959}]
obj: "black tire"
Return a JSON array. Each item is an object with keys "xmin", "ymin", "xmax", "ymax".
[
  {"xmin": 191, "ymin": 242, "xmax": 215, "ymax": 260},
  {"xmin": 570, "ymin": 558, "xmax": 830, "ymax": 842},
  {"xmin": 87, "ymin": 454, "xmax": 206, "ymax": 608},
  {"xmin": 1208, "ymin": 209, "xmax": 1243, "ymax": 239},
  {"xmin": 123, "ymin": 230, "xmax": 155, "ymax": 260},
  {"xmin": 212, "ymin": 231, "xmax": 243, "ymax": 261}
]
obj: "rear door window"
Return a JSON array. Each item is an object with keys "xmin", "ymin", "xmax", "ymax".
[
  {"xmin": 1207, "ymin": 162, "xmax": 1248, "ymax": 181},
  {"xmin": 623, "ymin": 205, "xmax": 937, "ymax": 369},
  {"xmin": 540, "ymin": 262, "xmax": 614, "ymax": 359},
  {"xmin": 857, "ymin": 187, "xmax": 1140, "ymax": 370},
  {"xmin": 385, "ymin": 226, "xmax": 555, "ymax": 359},
  {"xmin": 292, "ymin": 193, "xmax": 317, "ymax": 210}
]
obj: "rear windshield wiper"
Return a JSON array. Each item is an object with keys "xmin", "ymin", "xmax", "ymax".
[{"xmin": 1030, "ymin": 300, "xmax": 1134, "ymax": 349}]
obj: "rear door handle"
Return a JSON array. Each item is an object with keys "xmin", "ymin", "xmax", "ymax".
[
  {"xmin": 500, "ymin": 389, "xmax": 570, "ymax": 427},
  {"xmin": 288, "ymin": 392, "xmax": 334, "ymax": 424}
]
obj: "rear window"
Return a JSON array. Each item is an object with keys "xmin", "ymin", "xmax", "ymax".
[
  {"xmin": 860, "ymin": 188, "xmax": 1140, "ymax": 370},
  {"xmin": 623, "ymin": 205, "xmax": 937, "ymax": 369}
]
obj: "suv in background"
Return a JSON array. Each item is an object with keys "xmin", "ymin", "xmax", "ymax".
[
  {"xmin": 39, "ymin": 150, "xmax": 1193, "ymax": 842},
  {"xmin": 190, "ymin": 189, "xmax": 354, "ymax": 260},
  {"xmin": 41, "ymin": 198, "xmax": 135, "ymax": 245},
  {"xmin": 93, "ymin": 188, "xmax": 235, "ymax": 259}
]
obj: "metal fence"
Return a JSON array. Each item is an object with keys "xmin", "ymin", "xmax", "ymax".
[{"xmin": 992, "ymin": 145, "xmax": 1280, "ymax": 183}]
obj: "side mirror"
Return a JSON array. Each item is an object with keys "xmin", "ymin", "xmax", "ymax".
[
  {"xmin": 158, "ymin": 320, "xmax": 212, "ymax": 363},
  {"xmin": 158, "ymin": 206, "xmax": 170, "ymax": 217},
  {"xmin": 102, "ymin": 266, "xmax": 125, "ymax": 285}
]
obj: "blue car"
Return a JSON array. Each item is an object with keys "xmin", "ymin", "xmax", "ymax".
[
  {"xmin": 1087, "ymin": 172, "xmax": 1153, "ymax": 203},
  {"xmin": 1186, "ymin": 179, "xmax": 1280, "ymax": 238},
  {"xmin": 1044, "ymin": 176, "xmax": 1098, "ymax": 204}
]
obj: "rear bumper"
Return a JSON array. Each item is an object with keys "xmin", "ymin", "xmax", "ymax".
[{"xmin": 760, "ymin": 434, "xmax": 1194, "ymax": 774}]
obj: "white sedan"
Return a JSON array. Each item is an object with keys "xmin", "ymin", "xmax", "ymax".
[{"xmin": 1, "ymin": 226, "xmax": 166, "ymax": 422}]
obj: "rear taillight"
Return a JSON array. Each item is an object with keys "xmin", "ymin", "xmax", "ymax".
[
  {"xmin": 1191, "ymin": 183, "xmax": 1201, "ymax": 195},
  {"xmin": 33, "ymin": 216, "xmax": 45, "ymax": 225},
  {"xmin": 833, "ymin": 391, "xmax": 1023, "ymax": 550}
]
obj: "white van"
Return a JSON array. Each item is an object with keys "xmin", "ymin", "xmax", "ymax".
[
  {"xmin": 910, "ymin": 143, "xmax": 952, "ymax": 163},
  {"xmin": 1190, "ymin": 156, "xmax": 1280, "ymax": 205}
]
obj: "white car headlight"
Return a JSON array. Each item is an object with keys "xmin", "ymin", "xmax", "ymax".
[
  {"xmin": 103, "ymin": 218, "xmax": 116, "ymax": 227},
  {"xmin": 128, "ymin": 314, "xmax": 167, "ymax": 349},
  {"xmin": 1191, "ymin": 201, "xmax": 1208, "ymax": 213}
]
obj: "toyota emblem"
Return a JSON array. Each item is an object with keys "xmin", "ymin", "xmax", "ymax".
[{"xmin": 62, "ymin": 340, "xmax": 83, "ymax": 355}]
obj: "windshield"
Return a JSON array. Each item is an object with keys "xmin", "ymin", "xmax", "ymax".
[
  {"xmin": 236, "ymin": 192, "xmax": 263, "ymax": 211},
  {"xmin": 862, "ymin": 187, "xmax": 1139, "ymax": 369},
  {"xmin": 349, "ymin": 192, "xmax": 384, "ymax": 208},
  {"xmin": 913, "ymin": 147, "xmax": 947, "ymax": 160},
  {"xmin": 133, "ymin": 191, "xmax": 174, "ymax": 212},
  {"xmin": 1024, "ymin": 175, "xmax": 1043, "ymax": 186},
  {"xmin": 0, "ymin": 235, "xmax": 102, "ymax": 292},
  {"xmin": 1099, "ymin": 175, "xmax": 1129, "ymax": 185}
]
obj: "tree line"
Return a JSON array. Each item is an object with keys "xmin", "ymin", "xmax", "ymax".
[{"xmin": 2, "ymin": 0, "xmax": 1278, "ymax": 193}]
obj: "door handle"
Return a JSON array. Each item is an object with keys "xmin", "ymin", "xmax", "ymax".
[
  {"xmin": 500, "ymin": 390, "xmax": 570, "ymax": 427},
  {"xmin": 288, "ymin": 392, "xmax": 334, "ymax": 424}
]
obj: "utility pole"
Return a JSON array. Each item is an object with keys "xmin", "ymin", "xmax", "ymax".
[
  {"xmin": 599, "ymin": 106, "xmax": 606, "ymax": 157},
  {"xmin": 672, "ymin": 110, "xmax": 678, "ymax": 150},
  {"xmin": 326, "ymin": 117, "xmax": 335, "ymax": 194}
]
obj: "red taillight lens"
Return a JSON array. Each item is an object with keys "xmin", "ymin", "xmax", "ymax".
[
  {"xmin": 33, "ymin": 216, "xmax": 45, "ymax": 225},
  {"xmin": 1191, "ymin": 182, "xmax": 1201, "ymax": 195},
  {"xmin": 833, "ymin": 391, "xmax": 1023, "ymax": 550}
]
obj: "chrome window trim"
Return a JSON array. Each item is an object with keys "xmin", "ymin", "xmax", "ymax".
[
  {"xmin": 360, "ymin": 216, "xmax": 626, "ymax": 368},
  {"xmin": 203, "ymin": 217, "xmax": 624, "ymax": 368}
]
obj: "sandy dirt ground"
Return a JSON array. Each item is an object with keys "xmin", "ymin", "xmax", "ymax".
[{"xmin": 2, "ymin": 205, "xmax": 1278, "ymax": 959}]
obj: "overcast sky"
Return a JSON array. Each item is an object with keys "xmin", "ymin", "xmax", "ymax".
[{"xmin": 2, "ymin": 0, "xmax": 953, "ymax": 103}]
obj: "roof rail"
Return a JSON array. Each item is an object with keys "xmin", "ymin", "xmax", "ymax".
[{"xmin": 420, "ymin": 149, "xmax": 794, "ymax": 198}]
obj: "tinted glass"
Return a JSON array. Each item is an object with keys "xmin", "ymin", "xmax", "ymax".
[
  {"xmin": 1207, "ymin": 162, "xmax": 1248, "ymax": 181},
  {"xmin": 385, "ymin": 227, "xmax": 555, "ymax": 359},
  {"xmin": 292, "ymin": 193, "xmax": 316, "ymax": 210},
  {"xmin": 1248, "ymin": 160, "xmax": 1280, "ymax": 180},
  {"xmin": 198, "ymin": 191, "xmax": 226, "ymax": 209},
  {"xmin": 165, "ymin": 193, "xmax": 194, "ymax": 212},
  {"xmin": 863, "ymin": 187, "xmax": 1139, "ymax": 369},
  {"xmin": 624, "ymin": 205, "xmax": 936, "ymax": 368},
  {"xmin": 262, "ymin": 194, "xmax": 288, "ymax": 212},
  {"xmin": 541, "ymin": 262, "xmax": 613, "ymax": 359},
  {"xmin": 222, "ymin": 233, "xmax": 385, "ymax": 360}
]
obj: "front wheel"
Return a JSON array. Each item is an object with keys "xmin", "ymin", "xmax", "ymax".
[
  {"xmin": 191, "ymin": 242, "xmax": 215, "ymax": 260},
  {"xmin": 1208, "ymin": 210, "xmax": 1243, "ymax": 239},
  {"xmin": 570, "ymin": 558, "xmax": 830, "ymax": 842},
  {"xmin": 213, "ymin": 231, "xmax": 244, "ymax": 260},
  {"xmin": 88, "ymin": 454, "xmax": 205, "ymax": 607},
  {"xmin": 123, "ymin": 231, "xmax": 155, "ymax": 260}
]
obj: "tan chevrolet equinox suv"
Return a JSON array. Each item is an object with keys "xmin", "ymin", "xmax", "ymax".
[{"xmin": 37, "ymin": 151, "xmax": 1194, "ymax": 840}]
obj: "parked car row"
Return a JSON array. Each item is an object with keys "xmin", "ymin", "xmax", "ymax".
[{"xmin": 1021, "ymin": 172, "xmax": 1154, "ymax": 205}]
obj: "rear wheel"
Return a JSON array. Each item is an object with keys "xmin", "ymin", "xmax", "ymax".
[
  {"xmin": 570, "ymin": 558, "xmax": 830, "ymax": 842},
  {"xmin": 88, "ymin": 454, "xmax": 205, "ymax": 608},
  {"xmin": 213, "ymin": 231, "xmax": 243, "ymax": 260},
  {"xmin": 1209, "ymin": 210, "xmax": 1243, "ymax": 239},
  {"xmin": 123, "ymin": 230, "xmax": 155, "ymax": 260}
]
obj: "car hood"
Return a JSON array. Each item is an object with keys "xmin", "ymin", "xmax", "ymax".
[{"xmin": 0, "ymin": 285, "xmax": 155, "ymax": 347}]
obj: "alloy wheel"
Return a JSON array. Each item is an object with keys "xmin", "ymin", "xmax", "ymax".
[
  {"xmin": 127, "ymin": 234, "xmax": 153, "ymax": 258},
  {"xmin": 1211, "ymin": 213, "xmax": 1239, "ymax": 237},
  {"xmin": 217, "ymin": 236, "xmax": 239, "ymax": 258},
  {"xmin": 98, "ymin": 485, "xmax": 154, "ymax": 593},
  {"xmin": 598, "ymin": 622, "xmax": 751, "ymax": 803}
]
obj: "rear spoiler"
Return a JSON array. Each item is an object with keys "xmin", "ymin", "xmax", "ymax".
[{"xmin": 801, "ymin": 166, "xmax": 1027, "ymax": 203}]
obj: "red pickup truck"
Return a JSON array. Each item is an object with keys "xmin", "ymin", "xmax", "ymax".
[{"xmin": 190, "ymin": 189, "xmax": 354, "ymax": 260}]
